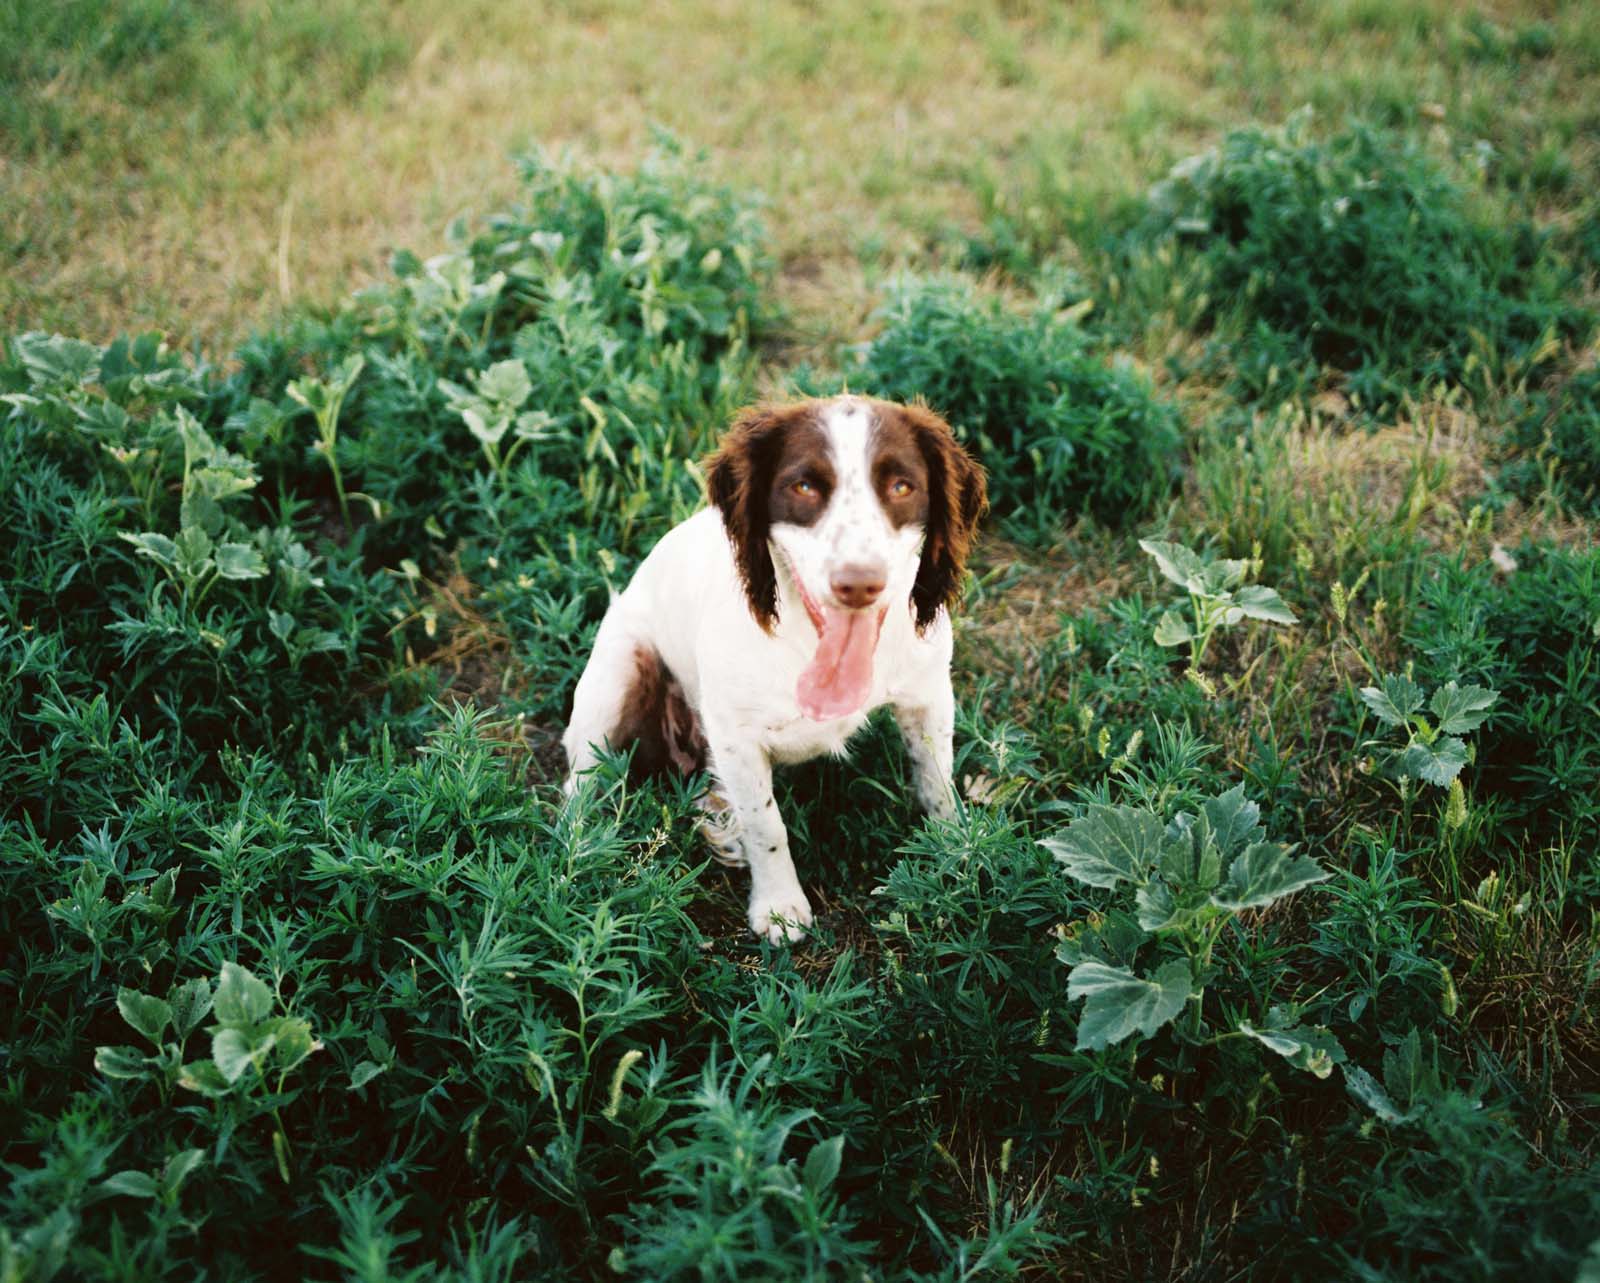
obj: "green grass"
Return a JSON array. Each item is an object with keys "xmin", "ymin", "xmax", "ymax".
[
  {"xmin": 4, "ymin": 3, "xmax": 1600, "ymax": 1280},
  {"xmin": 0, "ymin": 0, "xmax": 406, "ymax": 156}
]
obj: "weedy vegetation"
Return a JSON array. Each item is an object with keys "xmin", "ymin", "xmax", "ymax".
[{"xmin": 5, "ymin": 2, "xmax": 1600, "ymax": 1280}]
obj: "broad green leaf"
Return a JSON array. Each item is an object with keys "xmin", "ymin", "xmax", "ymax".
[
  {"xmin": 95, "ymin": 1045, "xmax": 149, "ymax": 1080},
  {"xmin": 802, "ymin": 1135, "xmax": 844, "ymax": 1194},
  {"xmin": 213, "ymin": 542, "xmax": 268, "ymax": 581},
  {"xmin": 1232, "ymin": 583, "xmax": 1298, "ymax": 624},
  {"xmin": 1395, "ymin": 737, "xmax": 1468, "ymax": 787},
  {"xmin": 1199, "ymin": 785, "xmax": 1262, "ymax": 857},
  {"xmin": 169, "ymin": 977, "xmax": 214, "ymax": 1040},
  {"xmin": 173, "ymin": 526, "xmax": 213, "ymax": 583},
  {"xmin": 212, "ymin": 1026, "xmax": 275, "ymax": 1083},
  {"xmin": 1359, "ymin": 673, "xmax": 1425, "ymax": 728},
  {"xmin": 213, "ymin": 961, "xmax": 273, "ymax": 1025},
  {"xmin": 1345, "ymin": 1065, "xmax": 1411, "ymax": 1123},
  {"xmin": 145, "ymin": 866, "xmax": 177, "ymax": 908},
  {"xmin": 116, "ymin": 988, "xmax": 172, "ymax": 1046},
  {"xmin": 476, "ymin": 358, "xmax": 533, "ymax": 408},
  {"xmin": 266, "ymin": 1016, "xmax": 317, "ymax": 1072},
  {"xmin": 514, "ymin": 409, "xmax": 555, "ymax": 440},
  {"xmin": 1197, "ymin": 558, "xmax": 1250, "ymax": 596},
  {"xmin": 1239, "ymin": 1020, "xmax": 1347, "ymax": 1079},
  {"xmin": 119, "ymin": 531, "xmax": 178, "ymax": 571},
  {"xmin": 162, "ymin": 1149, "xmax": 206, "ymax": 1195},
  {"xmin": 462, "ymin": 405, "xmax": 507, "ymax": 447},
  {"xmin": 349, "ymin": 1060, "xmax": 388, "ymax": 1091},
  {"xmin": 1135, "ymin": 879, "xmax": 1215, "ymax": 934},
  {"xmin": 268, "ymin": 610, "xmax": 296, "ymax": 643},
  {"xmin": 15, "ymin": 332, "xmax": 101, "ymax": 388},
  {"xmin": 178, "ymin": 1059, "xmax": 232, "ymax": 1097},
  {"xmin": 1152, "ymin": 610, "xmax": 1193, "ymax": 647},
  {"xmin": 329, "ymin": 352, "xmax": 366, "ymax": 395},
  {"xmin": 1138, "ymin": 539, "xmax": 1208, "ymax": 591},
  {"xmin": 1041, "ymin": 806, "xmax": 1166, "ymax": 889},
  {"xmin": 1211, "ymin": 843, "xmax": 1328, "ymax": 911},
  {"xmin": 1382, "ymin": 1027, "xmax": 1439, "ymax": 1110},
  {"xmin": 286, "ymin": 376, "xmax": 329, "ymax": 414},
  {"xmin": 1428, "ymin": 681, "xmax": 1498, "ymax": 736},
  {"xmin": 1158, "ymin": 819, "xmax": 1223, "ymax": 892},
  {"xmin": 1067, "ymin": 959, "xmax": 1192, "ymax": 1051},
  {"xmin": 97, "ymin": 1171, "xmax": 158, "ymax": 1200}
]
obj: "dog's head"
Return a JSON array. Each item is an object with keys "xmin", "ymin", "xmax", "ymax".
[{"xmin": 704, "ymin": 396, "xmax": 986, "ymax": 717}]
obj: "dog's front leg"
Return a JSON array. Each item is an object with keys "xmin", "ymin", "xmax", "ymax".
[
  {"xmin": 894, "ymin": 679, "xmax": 958, "ymax": 820},
  {"xmin": 704, "ymin": 735, "xmax": 813, "ymax": 944}
]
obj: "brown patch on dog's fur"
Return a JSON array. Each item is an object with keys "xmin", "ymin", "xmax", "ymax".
[
  {"xmin": 704, "ymin": 401, "xmax": 827, "ymax": 631},
  {"xmin": 866, "ymin": 406, "xmax": 931, "ymax": 530},
  {"xmin": 613, "ymin": 644, "xmax": 707, "ymax": 779},
  {"xmin": 884, "ymin": 402, "xmax": 987, "ymax": 631},
  {"xmin": 705, "ymin": 398, "xmax": 987, "ymax": 633}
]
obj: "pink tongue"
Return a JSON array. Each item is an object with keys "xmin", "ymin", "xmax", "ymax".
[{"xmin": 797, "ymin": 607, "xmax": 881, "ymax": 720}]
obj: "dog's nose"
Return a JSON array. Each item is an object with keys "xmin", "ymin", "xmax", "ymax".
[{"xmin": 830, "ymin": 563, "xmax": 887, "ymax": 609}]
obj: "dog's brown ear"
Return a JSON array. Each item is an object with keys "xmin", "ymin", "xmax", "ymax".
[
  {"xmin": 703, "ymin": 405, "xmax": 790, "ymax": 632},
  {"xmin": 902, "ymin": 403, "xmax": 987, "ymax": 631}
]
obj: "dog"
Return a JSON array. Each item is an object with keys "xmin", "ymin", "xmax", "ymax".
[{"xmin": 562, "ymin": 395, "xmax": 986, "ymax": 942}]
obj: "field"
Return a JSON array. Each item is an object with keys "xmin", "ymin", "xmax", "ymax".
[{"xmin": 4, "ymin": 1, "xmax": 1600, "ymax": 1279}]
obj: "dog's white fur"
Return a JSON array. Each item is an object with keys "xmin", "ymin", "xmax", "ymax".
[{"xmin": 563, "ymin": 396, "xmax": 978, "ymax": 943}]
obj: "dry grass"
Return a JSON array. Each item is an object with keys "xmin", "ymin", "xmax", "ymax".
[
  {"xmin": 11, "ymin": 0, "xmax": 1598, "ymax": 353},
  {"xmin": 5, "ymin": 0, "xmax": 1221, "ymax": 346}
]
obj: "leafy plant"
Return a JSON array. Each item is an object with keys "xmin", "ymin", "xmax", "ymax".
[
  {"xmin": 438, "ymin": 356, "xmax": 552, "ymax": 477},
  {"xmin": 1131, "ymin": 111, "xmax": 1590, "ymax": 408},
  {"xmin": 1406, "ymin": 543, "xmax": 1600, "ymax": 861},
  {"xmin": 287, "ymin": 351, "xmax": 365, "ymax": 527},
  {"xmin": 800, "ymin": 273, "xmax": 1182, "ymax": 538},
  {"xmin": 1139, "ymin": 537, "xmax": 1297, "ymax": 671},
  {"xmin": 1358, "ymin": 672, "xmax": 1498, "ymax": 788},
  {"xmin": 1044, "ymin": 784, "xmax": 1328, "ymax": 1048}
]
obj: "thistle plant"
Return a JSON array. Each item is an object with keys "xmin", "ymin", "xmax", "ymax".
[
  {"xmin": 97, "ymin": 962, "xmax": 319, "ymax": 1184},
  {"xmin": 438, "ymin": 357, "xmax": 554, "ymax": 477},
  {"xmin": 1140, "ymin": 538, "xmax": 1297, "ymax": 673},
  {"xmin": 1358, "ymin": 673, "xmax": 1499, "ymax": 789},
  {"xmin": 118, "ymin": 408, "xmax": 267, "ymax": 610},
  {"xmin": 1044, "ymin": 784, "xmax": 1329, "ymax": 1049},
  {"xmin": 287, "ymin": 352, "xmax": 365, "ymax": 527}
]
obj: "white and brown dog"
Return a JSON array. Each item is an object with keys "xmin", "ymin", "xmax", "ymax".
[{"xmin": 563, "ymin": 396, "xmax": 986, "ymax": 942}]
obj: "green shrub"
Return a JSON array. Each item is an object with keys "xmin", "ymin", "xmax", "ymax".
[
  {"xmin": 1406, "ymin": 543, "xmax": 1600, "ymax": 869},
  {"xmin": 1500, "ymin": 366, "xmax": 1600, "ymax": 515},
  {"xmin": 801, "ymin": 274, "xmax": 1182, "ymax": 539},
  {"xmin": 1131, "ymin": 112, "xmax": 1588, "ymax": 409}
]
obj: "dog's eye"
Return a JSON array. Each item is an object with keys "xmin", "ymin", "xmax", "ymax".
[
  {"xmin": 791, "ymin": 479, "xmax": 818, "ymax": 497},
  {"xmin": 888, "ymin": 478, "xmax": 915, "ymax": 498}
]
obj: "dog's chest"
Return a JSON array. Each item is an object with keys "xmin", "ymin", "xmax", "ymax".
[{"xmin": 761, "ymin": 706, "xmax": 873, "ymax": 764}]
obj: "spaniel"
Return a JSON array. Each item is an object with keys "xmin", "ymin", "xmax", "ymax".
[{"xmin": 563, "ymin": 395, "xmax": 986, "ymax": 942}]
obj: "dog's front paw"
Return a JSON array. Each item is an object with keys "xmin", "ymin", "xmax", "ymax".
[
  {"xmin": 696, "ymin": 791, "xmax": 747, "ymax": 867},
  {"xmin": 748, "ymin": 887, "xmax": 814, "ymax": 945}
]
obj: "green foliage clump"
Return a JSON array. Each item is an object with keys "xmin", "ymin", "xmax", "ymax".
[
  {"xmin": 1134, "ymin": 112, "xmax": 1588, "ymax": 409},
  {"xmin": 1501, "ymin": 366, "xmax": 1600, "ymax": 516},
  {"xmin": 1047, "ymin": 784, "xmax": 1330, "ymax": 1053},
  {"xmin": 257, "ymin": 134, "xmax": 770, "ymax": 567},
  {"xmin": 1406, "ymin": 543, "xmax": 1600, "ymax": 866},
  {"xmin": 1140, "ymin": 537, "xmax": 1297, "ymax": 670},
  {"xmin": 1357, "ymin": 673, "xmax": 1499, "ymax": 789},
  {"xmin": 0, "ymin": 332, "xmax": 401, "ymax": 772},
  {"xmin": 812, "ymin": 274, "xmax": 1182, "ymax": 538}
]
